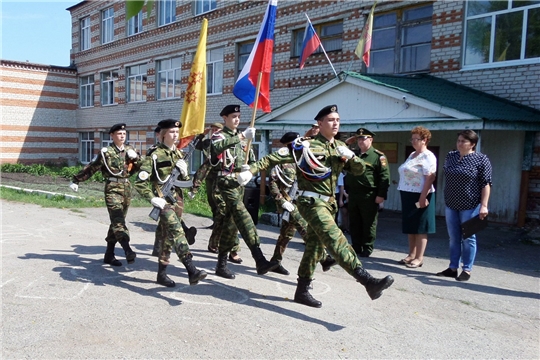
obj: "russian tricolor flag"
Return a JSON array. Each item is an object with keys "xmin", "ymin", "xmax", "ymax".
[
  {"xmin": 299, "ymin": 19, "xmax": 321, "ymax": 70},
  {"xmin": 233, "ymin": 0, "xmax": 278, "ymax": 113}
]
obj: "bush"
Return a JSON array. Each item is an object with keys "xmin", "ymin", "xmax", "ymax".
[{"xmin": 1, "ymin": 163, "xmax": 104, "ymax": 182}]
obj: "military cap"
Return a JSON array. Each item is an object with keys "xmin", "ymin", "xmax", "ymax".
[
  {"xmin": 157, "ymin": 119, "xmax": 182, "ymax": 129},
  {"xmin": 220, "ymin": 105, "xmax": 241, "ymax": 117},
  {"xmin": 280, "ymin": 132, "xmax": 300, "ymax": 144},
  {"xmin": 109, "ymin": 123, "xmax": 126, "ymax": 134},
  {"xmin": 154, "ymin": 126, "xmax": 161, "ymax": 133},
  {"xmin": 355, "ymin": 127, "xmax": 375, "ymax": 138},
  {"xmin": 211, "ymin": 122, "xmax": 223, "ymax": 129},
  {"xmin": 314, "ymin": 104, "xmax": 338, "ymax": 121},
  {"xmin": 311, "ymin": 122, "xmax": 320, "ymax": 128}
]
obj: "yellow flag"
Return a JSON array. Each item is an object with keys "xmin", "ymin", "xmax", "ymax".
[
  {"xmin": 355, "ymin": 2, "xmax": 376, "ymax": 67},
  {"xmin": 178, "ymin": 18, "xmax": 208, "ymax": 149}
]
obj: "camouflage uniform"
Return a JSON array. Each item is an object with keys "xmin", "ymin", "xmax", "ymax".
[{"xmin": 72, "ymin": 143, "xmax": 141, "ymax": 265}]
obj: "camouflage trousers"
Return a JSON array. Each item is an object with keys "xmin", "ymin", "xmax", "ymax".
[
  {"xmin": 271, "ymin": 209, "xmax": 307, "ymax": 262},
  {"xmin": 208, "ymin": 182, "xmax": 240, "ymax": 252},
  {"xmin": 104, "ymin": 182, "xmax": 131, "ymax": 244},
  {"xmin": 156, "ymin": 201, "xmax": 190, "ymax": 265},
  {"xmin": 217, "ymin": 179, "xmax": 258, "ymax": 255},
  {"xmin": 206, "ymin": 175, "xmax": 218, "ymax": 218},
  {"xmin": 296, "ymin": 196, "xmax": 361, "ymax": 279},
  {"xmin": 155, "ymin": 192, "xmax": 184, "ymax": 257}
]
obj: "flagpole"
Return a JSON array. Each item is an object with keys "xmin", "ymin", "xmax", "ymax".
[
  {"xmin": 305, "ymin": 14, "xmax": 338, "ymax": 78},
  {"xmin": 243, "ymin": 72, "xmax": 263, "ymax": 164}
]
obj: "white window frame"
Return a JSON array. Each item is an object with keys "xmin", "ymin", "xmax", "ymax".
[
  {"xmin": 101, "ymin": 7, "xmax": 114, "ymax": 44},
  {"xmin": 80, "ymin": 17, "xmax": 91, "ymax": 51},
  {"xmin": 157, "ymin": 57, "xmax": 182, "ymax": 99},
  {"xmin": 207, "ymin": 48, "xmax": 223, "ymax": 95},
  {"xmin": 101, "ymin": 133, "xmax": 113, "ymax": 149},
  {"xmin": 126, "ymin": 64, "xmax": 148, "ymax": 103},
  {"xmin": 79, "ymin": 75, "xmax": 94, "ymax": 108},
  {"xmin": 101, "ymin": 70, "xmax": 118, "ymax": 106},
  {"xmin": 158, "ymin": 0, "xmax": 176, "ymax": 26},
  {"xmin": 127, "ymin": 131, "xmax": 145, "ymax": 154},
  {"xmin": 127, "ymin": 10, "xmax": 143, "ymax": 36},
  {"xmin": 463, "ymin": 1, "xmax": 540, "ymax": 70},
  {"xmin": 193, "ymin": 0, "xmax": 216, "ymax": 16},
  {"xmin": 80, "ymin": 132, "xmax": 95, "ymax": 164}
]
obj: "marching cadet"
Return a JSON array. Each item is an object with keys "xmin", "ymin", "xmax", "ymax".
[
  {"xmin": 70, "ymin": 123, "xmax": 141, "ymax": 266},
  {"xmin": 236, "ymin": 105, "xmax": 394, "ymax": 308},
  {"xmin": 210, "ymin": 105, "xmax": 279, "ymax": 279},
  {"xmin": 268, "ymin": 131, "xmax": 336, "ymax": 275},
  {"xmin": 134, "ymin": 119, "xmax": 207, "ymax": 287},
  {"xmin": 345, "ymin": 128, "xmax": 390, "ymax": 257}
]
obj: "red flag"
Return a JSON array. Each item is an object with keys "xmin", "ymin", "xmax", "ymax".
[{"xmin": 355, "ymin": 2, "xmax": 376, "ymax": 67}]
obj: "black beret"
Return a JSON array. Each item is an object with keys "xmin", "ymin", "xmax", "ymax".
[
  {"xmin": 355, "ymin": 127, "xmax": 375, "ymax": 138},
  {"xmin": 154, "ymin": 126, "xmax": 161, "ymax": 133},
  {"xmin": 157, "ymin": 119, "xmax": 182, "ymax": 129},
  {"xmin": 220, "ymin": 105, "xmax": 241, "ymax": 117},
  {"xmin": 280, "ymin": 132, "xmax": 300, "ymax": 144},
  {"xmin": 314, "ymin": 104, "xmax": 338, "ymax": 121},
  {"xmin": 109, "ymin": 123, "xmax": 126, "ymax": 133}
]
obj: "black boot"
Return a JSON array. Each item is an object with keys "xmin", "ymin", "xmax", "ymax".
[
  {"xmin": 119, "ymin": 239, "xmax": 136, "ymax": 264},
  {"xmin": 215, "ymin": 253, "xmax": 235, "ymax": 279},
  {"xmin": 182, "ymin": 221, "xmax": 197, "ymax": 245},
  {"xmin": 271, "ymin": 263, "xmax": 290, "ymax": 275},
  {"xmin": 353, "ymin": 267, "xmax": 394, "ymax": 300},
  {"xmin": 103, "ymin": 241, "xmax": 122, "ymax": 266},
  {"xmin": 181, "ymin": 255, "xmax": 207, "ymax": 285},
  {"xmin": 294, "ymin": 277, "xmax": 322, "ymax": 308},
  {"xmin": 320, "ymin": 255, "xmax": 337, "ymax": 272},
  {"xmin": 250, "ymin": 246, "xmax": 279, "ymax": 275},
  {"xmin": 157, "ymin": 263, "xmax": 175, "ymax": 287},
  {"xmin": 151, "ymin": 237, "xmax": 160, "ymax": 257}
]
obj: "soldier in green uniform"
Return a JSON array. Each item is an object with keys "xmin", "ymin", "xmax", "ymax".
[
  {"xmin": 134, "ymin": 119, "xmax": 207, "ymax": 287},
  {"xmin": 345, "ymin": 128, "xmax": 390, "ymax": 257},
  {"xmin": 236, "ymin": 105, "xmax": 394, "ymax": 308},
  {"xmin": 210, "ymin": 105, "xmax": 278, "ymax": 279},
  {"xmin": 70, "ymin": 123, "xmax": 141, "ymax": 266},
  {"xmin": 268, "ymin": 131, "xmax": 336, "ymax": 275}
]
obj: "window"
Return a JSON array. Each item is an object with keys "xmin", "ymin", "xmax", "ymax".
[
  {"xmin": 193, "ymin": 0, "xmax": 216, "ymax": 16},
  {"xmin": 80, "ymin": 17, "xmax": 91, "ymax": 51},
  {"xmin": 127, "ymin": 131, "xmax": 145, "ymax": 154},
  {"xmin": 101, "ymin": 70, "xmax": 118, "ymax": 106},
  {"xmin": 126, "ymin": 64, "xmax": 147, "ymax": 102},
  {"xmin": 158, "ymin": 0, "xmax": 176, "ymax": 26},
  {"xmin": 292, "ymin": 21, "xmax": 343, "ymax": 57},
  {"xmin": 80, "ymin": 75, "xmax": 94, "ymax": 108},
  {"xmin": 238, "ymin": 41, "xmax": 274, "ymax": 89},
  {"xmin": 464, "ymin": 0, "xmax": 540, "ymax": 67},
  {"xmin": 101, "ymin": 133, "xmax": 113, "ymax": 149},
  {"xmin": 127, "ymin": 10, "xmax": 143, "ymax": 36},
  {"xmin": 101, "ymin": 7, "xmax": 114, "ymax": 44},
  {"xmin": 207, "ymin": 48, "xmax": 223, "ymax": 94},
  {"xmin": 368, "ymin": 4, "xmax": 432, "ymax": 74},
  {"xmin": 80, "ymin": 132, "xmax": 94, "ymax": 164},
  {"xmin": 157, "ymin": 57, "xmax": 182, "ymax": 99}
]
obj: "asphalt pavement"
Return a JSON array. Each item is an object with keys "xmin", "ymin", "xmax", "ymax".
[{"xmin": 1, "ymin": 200, "xmax": 539, "ymax": 359}]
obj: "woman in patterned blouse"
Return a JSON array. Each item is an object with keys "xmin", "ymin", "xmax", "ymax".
[{"xmin": 437, "ymin": 130, "xmax": 492, "ymax": 282}]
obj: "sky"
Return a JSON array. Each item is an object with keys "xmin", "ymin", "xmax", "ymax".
[{"xmin": 1, "ymin": 1, "xmax": 76, "ymax": 67}]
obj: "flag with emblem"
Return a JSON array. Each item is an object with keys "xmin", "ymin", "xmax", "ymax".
[
  {"xmin": 178, "ymin": 18, "xmax": 208, "ymax": 149},
  {"xmin": 355, "ymin": 2, "xmax": 376, "ymax": 67}
]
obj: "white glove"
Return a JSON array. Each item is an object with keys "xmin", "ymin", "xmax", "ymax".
[
  {"xmin": 301, "ymin": 140, "xmax": 310, "ymax": 148},
  {"xmin": 69, "ymin": 182, "xmax": 78, "ymax": 192},
  {"xmin": 127, "ymin": 149, "xmax": 138, "ymax": 159},
  {"xmin": 151, "ymin": 197, "xmax": 167, "ymax": 210},
  {"xmin": 336, "ymin": 146, "xmax": 355, "ymax": 160},
  {"xmin": 188, "ymin": 191, "xmax": 196, "ymax": 200},
  {"xmin": 282, "ymin": 201, "xmax": 295, "ymax": 212},
  {"xmin": 241, "ymin": 164, "xmax": 250, "ymax": 172},
  {"xmin": 242, "ymin": 127, "xmax": 256, "ymax": 140},
  {"xmin": 236, "ymin": 171, "xmax": 253, "ymax": 186},
  {"xmin": 175, "ymin": 159, "xmax": 188, "ymax": 177}
]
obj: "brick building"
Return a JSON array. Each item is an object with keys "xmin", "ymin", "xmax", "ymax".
[{"xmin": 1, "ymin": 0, "xmax": 539, "ymax": 223}]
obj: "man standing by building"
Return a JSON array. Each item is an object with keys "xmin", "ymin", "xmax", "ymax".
[
  {"xmin": 345, "ymin": 128, "xmax": 390, "ymax": 257},
  {"xmin": 69, "ymin": 123, "xmax": 141, "ymax": 266},
  {"xmin": 210, "ymin": 105, "xmax": 278, "ymax": 279}
]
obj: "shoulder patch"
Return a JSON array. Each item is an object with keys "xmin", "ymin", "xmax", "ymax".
[
  {"xmin": 101, "ymin": 147, "xmax": 108, "ymax": 153},
  {"xmin": 374, "ymin": 149, "xmax": 385, "ymax": 156},
  {"xmin": 138, "ymin": 171, "xmax": 149, "ymax": 181},
  {"xmin": 277, "ymin": 147, "xmax": 290, "ymax": 156},
  {"xmin": 380, "ymin": 156, "xmax": 388, "ymax": 167}
]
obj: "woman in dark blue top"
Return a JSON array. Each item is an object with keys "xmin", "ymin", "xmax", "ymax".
[{"xmin": 437, "ymin": 130, "xmax": 492, "ymax": 281}]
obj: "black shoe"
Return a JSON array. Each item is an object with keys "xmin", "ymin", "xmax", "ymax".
[
  {"xmin": 271, "ymin": 264, "xmax": 290, "ymax": 275},
  {"xmin": 294, "ymin": 277, "xmax": 322, "ymax": 308},
  {"xmin": 436, "ymin": 268, "xmax": 458, "ymax": 278},
  {"xmin": 358, "ymin": 251, "xmax": 371, "ymax": 258},
  {"xmin": 207, "ymin": 245, "xmax": 219, "ymax": 254},
  {"xmin": 456, "ymin": 271, "xmax": 471, "ymax": 282},
  {"xmin": 320, "ymin": 256, "xmax": 337, "ymax": 272},
  {"xmin": 103, "ymin": 256, "xmax": 122, "ymax": 267},
  {"xmin": 216, "ymin": 253, "xmax": 235, "ymax": 279},
  {"xmin": 186, "ymin": 227, "xmax": 197, "ymax": 245},
  {"xmin": 157, "ymin": 263, "xmax": 175, "ymax": 287}
]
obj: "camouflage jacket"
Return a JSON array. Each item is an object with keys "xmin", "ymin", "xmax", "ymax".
[
  {"xmin": 134, "ymin": 143, "xmax": 188, "ymax": 202},
  {"xmin": 191, "ymin": 158, "xmax": 219, "ymax": 192},
  {"xmin": 72, "ymin": 144, "xmax": 141, "ymax": 183},
  {"xmin": 269, "ymin": 163, "xmax": 297, "ymax": 210},
  {"xmin": 250, "ymin": 134, "xmax": 365, "ymax": 197},
  {"xmin": 210, "ymin": 126, "xmax": 255, "ymax": 175}
]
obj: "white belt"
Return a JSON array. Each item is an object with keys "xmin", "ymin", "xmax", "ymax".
[
  {"xmin": 108, "ymin": 177, "xmax": 129, "ymax": 183},
  {"xmin": 217, "ymin": 171, "xmax": 237, "ymax": 177},
  {"xmin": 298, "ymin": 190, "xmax": 331, "ymax": 202}
]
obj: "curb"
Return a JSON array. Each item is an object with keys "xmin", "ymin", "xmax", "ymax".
[{"xmin": 0, "ymin": 185, "xmax": 82, "ymax": 200}]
